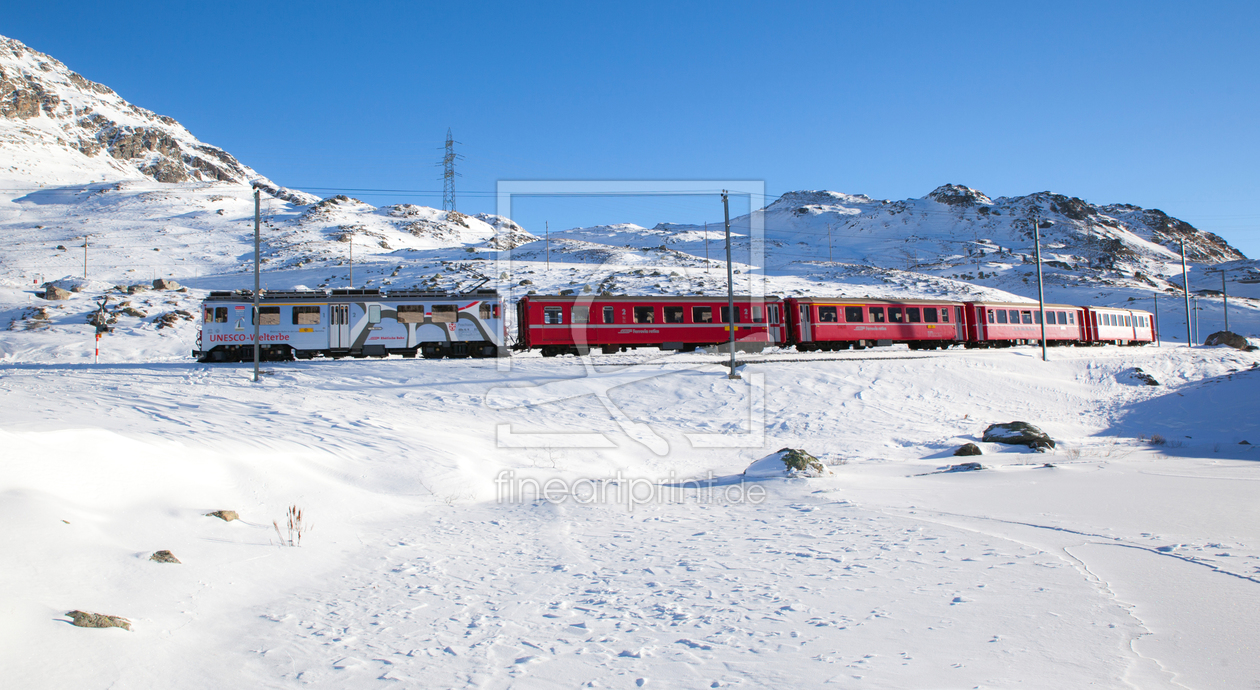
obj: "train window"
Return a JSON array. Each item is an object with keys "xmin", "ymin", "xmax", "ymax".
[
  {"xmin": 253, "ymin": 306, "xmax": 281, "ymax": 325},
  {"xmin": 907, "ymin": 307, "xmax": 921, "ymax": 323},
  {"xmin": 603, "ymin": 306, "xmax": 615, "ymax": 324},
  {"xmin": 1069, "ymin": 312, "xmax": 1076, "ymax": 325},
  {"xmin": 1007, "ymin": 309, "xmax": 1019, "ymax": 323},
  {"xmin": 433, "ymin": 305, "xmax": 458, "ymax": 323},
  {"xmin": 368, "ymin": 305, "xmax": 382, "ymax": 324},
  {"xmin": 1033, "ymin": 311, "xmax": 1042, "ymax": 325},
  {"xmin": 1020, "ymin": 311, "xmax": 1032, "ymax": 324},
  {"xmin": 924, "ymin": 307, "xmax": 938, "ymax": 323},
  {"xmin": 941, "ymin": 308, "xmax": 950, "ymax": 323},
  {"xmin": 889, "ymin": 307, "xmax": 904, "ymax": 323},
  {"xmin": 573, "ymin": 306, "xmax": 590, "ymax": 324},
  {"xmin": 995, "ymin": 310, "xmax": 1008, "ymax": 324},
  {"xmin": 633, "ymin": 306, "xmax": 655, "ymax": 323},
  {"xmin": 1125, "ymin": 315, "xmax": 1131, "ymax": 327},
  {"xmin": 693, "ymin": 306, "xmax": 712, "ymax": 323},
  {"xmin": 768, "ymin": 305, "xmax": 780, "ymax": 323},
  {"xmin": 293, "ymin": 306, "xmax": 321, "ymax": 325},
  {"xmin": 396, "ymin": 305, "xmax": 424, "ymax": 323},
  {"xmin": 869, "ymin": 307, "xmax": 885, "ymax": 323},
  {"xmin": 986, "ymin": 309, "xmax": 994, "ymax": 324},
  {"xmin": 664, "ymin": 306, "xmax": 684, "ymax": 323},
  {"xmin": 543, "ymin": 306, "xmax": 563, "ymax": 324},
  {"xmin": 752, "ymin": 306, "xmax": 763, "ymax": 323},
  {"xmin": 845, "ymin": 306, "xmax": 863, "ymax": 322},
  {"xmin": 480, "ymin": 303, "xmax": 493, "ymax": 319},
  {"xmin": 818, "ymin": 306, "xmax": 838, "ymax": 322},
  {"xmin": 720, "ymin": 306, "xmax": 732, "ymax": 323},
  {"xmin": 214, "ymin": 307, "xmax": 228, "ymax": 323}
]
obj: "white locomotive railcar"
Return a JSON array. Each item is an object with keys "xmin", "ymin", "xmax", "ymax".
[{"xmin": 194, "ymin": 288, "xmax": 505, "ymax": 362}]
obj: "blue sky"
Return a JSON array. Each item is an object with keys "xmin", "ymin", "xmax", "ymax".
[{"xmin": 6, "ymin": 1, "xmax": 1259, "ymax": 255}]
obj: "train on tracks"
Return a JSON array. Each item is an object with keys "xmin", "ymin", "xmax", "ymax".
[
  {"xmin": 515, "ymin": 295, "xmax": 1155, "ymax": 356},
  {"xmin": 194, "ymin": 290, "xmax": 1154, "ymax": 362},
  {"xmin": 194, "ymin": 288, "xmax": 505, "ymax": 362}
]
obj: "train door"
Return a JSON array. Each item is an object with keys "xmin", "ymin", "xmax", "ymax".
[
  {"xmin": 798, "ymin": 304, "xmax": 812, "ymax": 342},
  {"xmin": 955, "ymin": 307, "xmax": 964, "ymax": 341},
  {"xmin": 330, "ymin": 304, "xmax": 350, "ymax": 348},
  {"xmin": 767, "ymin": 303, "xmax": 782, "ymax": 343}
]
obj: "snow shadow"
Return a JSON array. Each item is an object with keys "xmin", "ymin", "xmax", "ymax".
[{"xmin": 1109, "ymin": 366, "xmax": 1260, "ymax": 459}]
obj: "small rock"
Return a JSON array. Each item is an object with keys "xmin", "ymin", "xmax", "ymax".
[
  {"xmin": 206, "ymin": 510, "xmax": 239, "ymax": 522},
  {"xmin": 43, "ymin": 286, "xmax": 72, "ymax": 300},
  {"xmin": 1128, "ymin": 367, "xmax": 1160, "ymax": 386},
  {"xmin": 66, "ymin": 610, "xmax": 131, "ymax": 630},
  {"xmin": 152, "ymin": 278, "xmax": 181, "ymax": 290},
  {"xmin": 953, "ymin": 443, "xmax": 982, "ymax": 456},
  {"xmin": 1204, "ymin": 331, "xmax": 1249, "ymax": 350},
  {"xmin": 518, "ymin": 279, "xmax": 533, "ymax": 286},
  {"xmin": 559, "ymin": 289, "xmax": 575, "ymax": 296},
  {"xmin": 127, "ymin": 284, "xmax": 147, "ymax": 294},
  {"xmin": 983, "ymin": 422, "xmax": 1056, "ymax": 451},
  {"xmin": 55, "ymin": 244, "xmax": 67, "ymax": 251},
  {"xmin": 121, "ymin": 307, "xmax": 147, "ymax": 318},
  {"xmin": 946, "ymin": 462, "xmax": 984, "ymax": 472},
  {"xmin": 150, "ymin": 550, "xmax": 180, "ymax": 564}
]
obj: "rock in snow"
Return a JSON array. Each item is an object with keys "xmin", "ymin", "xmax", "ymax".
[
  {"xmin": 205, "ymin": 510, "xmax": 239, "ymax": 522},
  {"xmin": 149, "ymin": 550, "xmax": 180, "ymax": 564},
  {"xmin": 1204, "ymin": 331, "xmax": 1250, "ymax": 350},
  {"xmin": 66, "ymin": 610, "xmax": 131, "ymax": 630},
  {"xmin": 982, "ymin": 422, "xmax": 1056, "ymax": 451},
  {"xmin": 954, "ymin": 443, "xmax": 983, "ymax": 456},
  {"xmin": 744, "ymin": 448, "xmax": 828, "ymax": 478}
]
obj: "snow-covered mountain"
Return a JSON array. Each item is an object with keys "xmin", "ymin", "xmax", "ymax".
[{"xmin": 0, "ymin": 35, "xmax": 262, "ymax": 187}]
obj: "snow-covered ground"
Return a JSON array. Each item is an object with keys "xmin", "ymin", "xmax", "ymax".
[{"xmin": 2, "ymin": 341, "xmax": 1258, "ymax": 689}]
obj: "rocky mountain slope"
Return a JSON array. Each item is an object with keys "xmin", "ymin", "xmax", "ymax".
[{"xmin": 0, "ymin": 35, "xmax": 259, "ymax": 186}]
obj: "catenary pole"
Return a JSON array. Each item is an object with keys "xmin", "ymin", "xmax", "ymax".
[
  {"xmin": 1180, "ymin": 239, "xmax": 1192, "ymax": 347},
  {"xmin": 1033, "ymin": 215, "xmax": 1047, "ymax": 361},
  {"xmin": 348, "ymin": 231, "xmax": 353, "ymax": 288},
  {"xmin": 82, "ymin": 235, "xmax": 88, "ymax": 280},
  {"xmin": 704, "ymin": 222, "xmax": 709, "ymax": 272},
  {"xmin": 253, "ymin": 189, "xmax": 261, "ymax": 383},
  {"xmin": 722, "ymin": 191, "xmax": 739, "ymax": 379},
  {"xmin": 546, "ymin": 221, "xmax": 550, "ymax": 271},
  {"xmin": 1221, "ymin": 269, "xmax": 1229, "ymax": 332},
  {"xmin": 827, "ymin": 223, "xmax": 833, "ymax": 264},
  {"xmin": 1152, "ymin": 291, "xmax": 1160, "ymax": 346}
]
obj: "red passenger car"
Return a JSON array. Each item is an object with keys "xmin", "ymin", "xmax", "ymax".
[
  {"xmin": 516, "ymin": 295, "xmax": 786, "ymax": 356},
  {"xmin": 784, "ymin": 298, "xmax": 965, "ymax": 350},
  {"xmin": 963, "ymin": 301, "xmax": 1086, "ymax": 347},
  {"xmin": 1083, "ymin": 307, "xmax": 1155, "ymax": 345}
]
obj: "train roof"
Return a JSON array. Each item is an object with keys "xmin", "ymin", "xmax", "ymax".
[
  {"xmin": 521, "ymin": 294, "xmax": 783, "ymax": 302},
  {"xmin": 790, "ymin": 296, "xmax": 964, "ymax": 306},
  {"xmin": 202, "ymin": 288, "xmax": 499, "ymax": 302},
  {"xmin": 965, "ymin": 300, "xmax": 1080, "ymax": 310}
]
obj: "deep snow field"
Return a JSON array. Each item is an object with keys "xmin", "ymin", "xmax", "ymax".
[{"xmin": 1, "ymin": 178, "xmax": 1259, "ymax": 689}]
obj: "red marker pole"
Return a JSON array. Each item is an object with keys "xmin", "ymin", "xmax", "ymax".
[{"xmin": 95, "ymin": 331, "xmax": 100, "ymax": 364}]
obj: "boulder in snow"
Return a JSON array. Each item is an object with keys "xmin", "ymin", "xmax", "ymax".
[
  {"xmin": 945, "ymin": 462, "xmax": 984, "ymax": 472},
  {"xmin": 953, "ymin": 443, "xmax": 982, "ymax": 456},
  {"xmin": 152, "ymin": 278, "xmax": 180, "ymax": 290},
  {"xmin": 43, "ymin": 285, "xmax": 72, "ymax": 300},
  {"xmin": 1126, "ymin": 367, "xmax": 1160, "ymax": 386},
  {"xmin": 205, "ymin": 510, "xmax": 239, "ymax": 522},
  {"xmin": 1204, "ymin": 331, "xmax": 1249, "ymax": 350},
  {"xmin": 982, "ymin": 422, "xmax": 1056, "ymax": 451},
  {"xmin": 744, "ymin": 448, "xmax": 828, "ymax": 478},
  {"xmin": 67, "ymin": 610, "xmax": 131, "ymax": 630}
]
